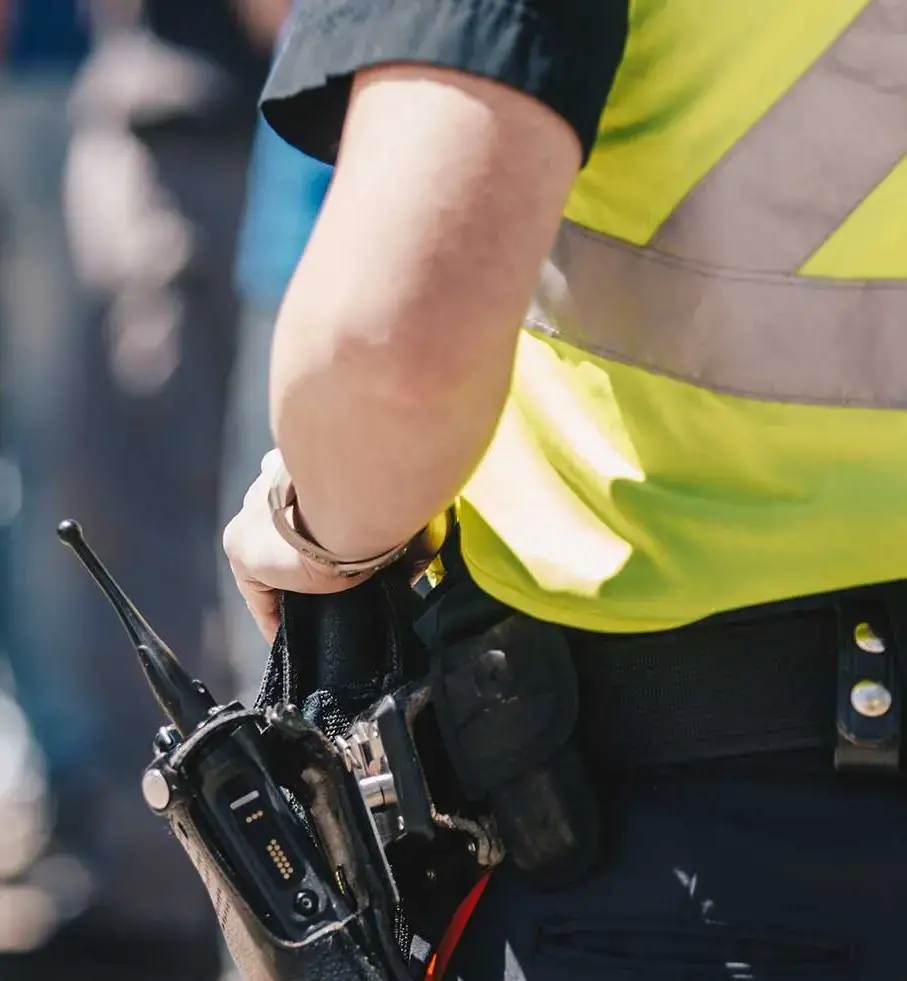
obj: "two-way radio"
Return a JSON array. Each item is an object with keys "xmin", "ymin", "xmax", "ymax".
[
  {"xmin": 56, "ymin": 518, "xmax": 494, "ymax": 981},
  {"xmin": 57, "ymin": 520, "xmax": 353, "ymax": 942}
]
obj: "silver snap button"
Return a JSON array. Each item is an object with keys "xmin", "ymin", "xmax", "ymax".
[
  {"xmin": 850, "ymin": 680, "xmax": 892, "ymax": 718},
  {"xmin": 141, "ymin": 768, "xmax": 172, "ymax": 811},
  {"xmin": 854, "ymin": 622, "xmax": 886, "ymax": 654}
]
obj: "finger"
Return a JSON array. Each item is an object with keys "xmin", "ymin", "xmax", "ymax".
[
  {"xmin": 242, "ymin": 469, "xmax": 270, "ymax": 510},
  {"xmin": 243, "ymin": 586, "xmax": 281, "ymax": 646},
  {"xmin": 252, "ymin": 605, "xmax": 281, "ymax": 646}
]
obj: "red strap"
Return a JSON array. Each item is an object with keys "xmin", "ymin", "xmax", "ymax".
[{"xmin": 424, "ymin": 873, "xmax": 491, "ymax": 981}]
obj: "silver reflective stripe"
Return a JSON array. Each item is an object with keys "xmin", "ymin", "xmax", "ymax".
[
  {"xmin": 527, "ymin": 221, "xmax": 907, "ymax": 408},
  {"xmin": 527, "ymin": 0, "xmax": 907, "ymax": 408},
  {"xmin": 652, "ymin": 0, "xmax": 907, "ymax": 271}
]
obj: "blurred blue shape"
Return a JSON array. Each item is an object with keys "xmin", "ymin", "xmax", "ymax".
[
  {"xmin": 3, "ymin": 0, "xmax": 90, "ymax": 72},
  {"xmin": 234, "ymin": 117, "xmax": 333, "ymax": 306}
]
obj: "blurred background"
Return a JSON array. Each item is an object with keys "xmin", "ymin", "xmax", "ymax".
[{"xmin": 0, "ymin": 1, "xmax": 332, "ymax": 978}]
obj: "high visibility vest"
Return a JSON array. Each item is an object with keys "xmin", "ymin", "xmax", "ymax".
[{"xmin": 459, "ymin": 0, "xmax": 907, "ymax": 633}]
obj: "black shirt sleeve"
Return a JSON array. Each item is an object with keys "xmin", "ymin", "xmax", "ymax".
[{"xmin": 261, "ymin": 0, "xmax": 630, "ymax": 165}]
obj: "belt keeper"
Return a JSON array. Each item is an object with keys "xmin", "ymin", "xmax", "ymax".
[{"xmin": 835, "ymin": 598, "xmax": 901, "ymax": 772}]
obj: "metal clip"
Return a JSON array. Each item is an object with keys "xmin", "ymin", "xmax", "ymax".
[{"xmin": 337, "ymin": 683, "xmax": 435, "ymax": 845}]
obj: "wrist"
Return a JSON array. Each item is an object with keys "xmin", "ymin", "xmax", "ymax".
[
  {"xmin": 268, "ymin": 460, "xmax": 410, "ymax": 578},
  {"xmin": 269, "ymin": 459, "xmax": 454, "ymax": 579}
]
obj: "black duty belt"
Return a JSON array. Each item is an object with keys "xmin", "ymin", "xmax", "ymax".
[{"xmin": 569, "ymin": 580, "xmax": 907, "ymax": 773}]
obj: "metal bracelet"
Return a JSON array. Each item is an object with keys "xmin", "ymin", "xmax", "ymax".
[{"xmin": 268, "ymin": 461, "xmax": 409, "ymax": 577}]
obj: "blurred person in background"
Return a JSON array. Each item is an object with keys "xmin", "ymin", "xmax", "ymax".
[
  {"xmin": 2, "ymin": 2, "xmax": 280, "ymax": 979},
  {"xmin": 0, "ymin": 0, "xmax": 95, "ymax": 959},
  {"xmin": 220, "ymin": 107, "xmax": 332, "ymax": 703}
]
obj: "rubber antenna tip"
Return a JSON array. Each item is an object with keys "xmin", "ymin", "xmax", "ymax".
[{"xmin": 57, "ymin": 519, "xmax": 84, "ymax": 545}]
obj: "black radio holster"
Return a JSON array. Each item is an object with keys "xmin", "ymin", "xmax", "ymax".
[
  {"xmin": 160, "ymin": 710, "xmax": 407, "ymax": 981},
  {"xmin": 145, "ymin": 574, "xmax": 457, "ymax": 981},
  {"xmin": 142, "ymin": 571, "xmax": 600, "ymax": 981}
]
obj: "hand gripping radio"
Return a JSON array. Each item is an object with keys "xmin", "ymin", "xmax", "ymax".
[
  {"xmin": 58, "ymin": 518, "xmax": 601, "ymax": 981},
  {"xmin": 57, "ymin": 519, "xmax": 497, "ymax": 981}
]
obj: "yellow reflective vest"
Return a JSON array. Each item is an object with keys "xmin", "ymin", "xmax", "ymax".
[{"xmin": 459, "ymin": 0, "xmax": 907, "ymax": 633}]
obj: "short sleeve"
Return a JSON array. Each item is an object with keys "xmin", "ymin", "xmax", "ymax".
[{"xmin": 261, "ymin": 0, "xmax": 630, "ymax": 165}]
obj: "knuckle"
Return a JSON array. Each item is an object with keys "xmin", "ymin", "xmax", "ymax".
[
  {"xmin": 242, "ymin": 478, "xmax": 263, "ymax": 509},
  {"xmin": 260, "ymin": 448, "xmax": 281, "ymax": 473}
]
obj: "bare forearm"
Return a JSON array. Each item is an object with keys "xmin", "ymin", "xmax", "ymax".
[
  {"xmin": 269, "ymin": 136, "xmax": 527, "ymax": 559},
  {"xmin": 269, "ymin": 65, "xmax": 580, "ymax": 560}
]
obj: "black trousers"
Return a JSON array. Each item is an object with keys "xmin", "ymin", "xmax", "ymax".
[
  {"xmin": 448, "ymin": 750, "xmax": 907, "ymax": 980},
  {"xmin": 418, "ymin": 562, "xmax": 907, "ymax": 980}
]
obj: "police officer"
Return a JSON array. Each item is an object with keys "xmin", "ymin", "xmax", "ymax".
[{"xmin": 224, "ymin": 1, "xmax": 907, "ymax": 977}]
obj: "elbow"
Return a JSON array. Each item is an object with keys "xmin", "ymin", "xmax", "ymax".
[
  {"xmin": 267, "ymin": 319, "xmax": 448, "ymax": 453},
  {"xmin": 273, "ymin": 310, "xmax": 481, "ymax": 423},
  {"xmin": 267, "ymin": 274, "xmax": 521, "ymax": 471}
]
